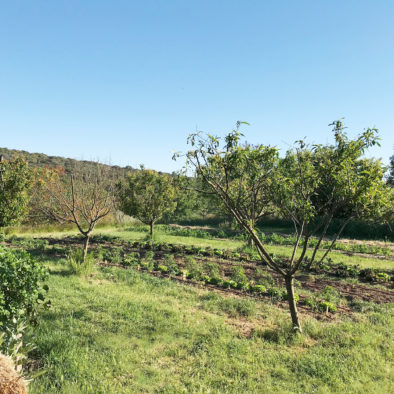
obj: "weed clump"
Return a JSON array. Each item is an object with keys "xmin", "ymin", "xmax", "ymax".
[{"xmin": 67, "ymin": 249, "xmax": 95, "ymax": 275}]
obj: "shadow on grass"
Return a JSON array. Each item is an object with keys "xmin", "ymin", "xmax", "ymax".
[{"xmin": 49, "ymin": 268, "xmax": 73, "ymax": 277}]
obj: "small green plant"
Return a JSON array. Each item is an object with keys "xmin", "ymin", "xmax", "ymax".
[
  {"xmin": 267, "ymin": 287, "xmax": 285, "ymax": 301},
  {"xmin": 67, "ymin": 249, "xmax": 95, "ymax": 275},
  {"xmin": 185, "ymin": 257, "xmax": 203, "ymax": 280},
  {"xmin": 318, "ymin": 301, "xmax": 337, "ymax": 313},
  {"xmin": 230, "ymin": 266, "xmax": 249, "ymax": 289},
  {"xmin": 204, "ymin": 262, "xmax": 221, "ymax": 279},
  {"xmin": 163, "ymin": 254, "xmax": 180, "ymax": 275},
  {"xmin": 359, "ymin": 268, "xmax": 391, "ymax": 282},
  {"xmin": 304, "ymin": 286, "xmax": 341, "ymax": 314},
  {"xmin": 254, "ymin": 268, "xmax": 275, "ymax": 287},
  {"xmin": 157, "ymin": 265, "xmax": 168, "ymax": 272},
  {"xmin": 123, "ymin": 252, "xmax": 140, "ymax": 267},
  {"xmin": 222, "ymin": 279, "xmax": 237, "ymax": 289},
  {"xmin": 249, "ymin": 284, "xmax": 267, "ymax": 293}
]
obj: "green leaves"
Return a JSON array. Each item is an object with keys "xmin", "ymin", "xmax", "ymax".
[
  {"xmin": 117, "ymin": 168, "xmax": 178, "ymax": 232},
  {"xmin": 0, "ymin": 156, "xmax": 32, "ymax": 227}
]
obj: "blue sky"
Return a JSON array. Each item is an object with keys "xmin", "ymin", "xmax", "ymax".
[{"xmin": 1, "ymin": 0, "xmax": 393, "ymax": 172}]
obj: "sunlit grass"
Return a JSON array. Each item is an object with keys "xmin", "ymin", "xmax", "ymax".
[{"xmin": 28, "ymin": 258, "xmax": 394, "ymax": 393}]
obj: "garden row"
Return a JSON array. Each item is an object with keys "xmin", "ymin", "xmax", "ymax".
[
  {"xmin": 94, "ymin": 249, "xmax": 343, "ymax": 314},
  {"xmin": 6, "ymin": 235, "xmax": 393, "ymax": 284}
]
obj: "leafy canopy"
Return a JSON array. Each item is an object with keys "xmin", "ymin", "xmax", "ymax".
[
  {"xmin": 117, "ymin": 167, "xmax": 177, "ymax": 227},
  {"xmin": 0, "ymin": 156, "xmax": 32, "ymax": 227}
]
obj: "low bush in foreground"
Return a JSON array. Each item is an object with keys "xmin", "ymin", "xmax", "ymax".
[{"xmin": 0, "ymin": 246, "xmax": 49, "ymax": 366}]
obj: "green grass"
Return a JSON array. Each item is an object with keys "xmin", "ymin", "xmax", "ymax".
[{"xmin": 28, "ymin": 258, "xmax": 393, "ymax": 393}]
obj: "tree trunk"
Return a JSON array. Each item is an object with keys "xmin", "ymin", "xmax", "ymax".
[
  {"xmin": 247, "ymin": 236, "xmax": 254, "ymax": 248},
  {"xmin": 83, "ymin": 235, "xmax": 90, "ymax": 263},
  {"xmin": 284, "ymin": 275, "xmax": 302, "ymax": 333},
  {"xmin": 149, "ymin": 221, "xmax": 154, "ymax": 238}
]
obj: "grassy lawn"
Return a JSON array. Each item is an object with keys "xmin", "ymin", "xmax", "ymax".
[{"xmin": 28, "ymin": 257, "xmax": 393, "ymax": 393}]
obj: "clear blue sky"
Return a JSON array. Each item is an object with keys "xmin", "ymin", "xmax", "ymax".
[{"xmin": 1, "ymin": 0, "xmax": 393, "ymax": 172}]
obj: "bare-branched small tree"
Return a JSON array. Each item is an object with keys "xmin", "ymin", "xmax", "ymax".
[{"xmin": 33, "ymin": 163, "xmax": 115, "ymax": 261}]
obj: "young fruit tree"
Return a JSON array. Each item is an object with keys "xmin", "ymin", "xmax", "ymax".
[
  {"xmin": 33, "ymin": 163, "xmax": 115, "ymax": 261},
  {"xmin": 0, "ymin": 155, "xmax": 32, "ymax": 228},
  {"xmin": 117, "ymin": 167, "xmax": 177, "ymax": 237},
  {"xmin": 181, "ymin": 121, "xmax": 388, "ymax": 332}
]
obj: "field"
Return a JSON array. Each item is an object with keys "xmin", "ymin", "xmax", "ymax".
[{"xmin": 4, "ymin": 223, "xmax": 394, "ymax": 393}]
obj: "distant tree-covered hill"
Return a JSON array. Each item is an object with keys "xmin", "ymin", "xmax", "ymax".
[{"xmin": 0, "ymin": 147, "xmax": 135, "ymax": 177}]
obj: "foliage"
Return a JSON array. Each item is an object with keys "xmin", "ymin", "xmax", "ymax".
[
  {"xmin": 185, "ymin": 257, "xmax": 203, "ymax": 280},
  {"xmin": 67, "ymin": 249, "xmax": 95, "ymax": 275},
  {"xmin": 0, "ymin": 156, "xmax": 32, "ymax": 227},
  {"xmin": 181, "ymin": 120, "xmax": 389, "ymax": 331},
  {"xmin": 387, "ymin": 153, "xmax": 394, "ymax": 187},
  {"xmin": 0, "ymin": 246, "xmax": 48, "ymax": 360},
  {"xmin": 117, "ymin": 166, "xmax": 177, "ymax": 237},
  {"xmin": 304, "ymin": 286, "xmax": 341, "ymax": 313},
  {"xmin": 162, "ymin": 254, "xmax": 179, "ymax": 275},
  {"xmin": 230, "ymin": 266, "xmax": 249, "ymax": 289}
]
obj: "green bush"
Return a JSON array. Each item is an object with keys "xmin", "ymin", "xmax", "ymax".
[
  {"xmin": 204, "ymin": 262, "xmax": 221, "ymax": 280},
  {"xmin": 230, "ymin": 266, "xmax": 249, "ymax": 289},
  {"xmin": 303, "ymin": 286, "xmax": 341, "ymax": 313},
  {"xmin": 249, "ymin": 284, "xmax": 267, "ymax": 293},
  {"xmin": 318, "ymin": 301, "xmax": 337, "ymax": 313},
  {"xmin": 254, "ymin": 269, "xmax": 275, "ymax": 287},
  {"xmin": 67, "ymin": 249, "xmax": 95, "ymax": 275},
  {"xmin": 267, "ymin": 287, "xmax": 285, "ymax": 301},
  {"xmin": 185, "ymin": 257, "xmax": 203, "ymax": 280},
  {"xmin": 163, "ymin": 254, "xmax": 180, "ymax": 275},
  {"xmin": 222, "ymin": 279, "xmax": 237, "ymax": 289},
  {"xmin": 359, "ymin": 268, "xmax": 391, "ymax": 282},
  {"xmin": 0, "ymin": 246, "xmax": 49, "ymax": 358},
  {"xmin": 123, "ymin": 252, "xmax": 140, "ymax": 267}
]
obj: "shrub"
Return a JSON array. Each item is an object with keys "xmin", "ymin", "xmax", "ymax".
[
  {"xmin": 249, "ymin": 284, "xmax": 267, "ymax": 293},
  {"xmin": 230, "ymin": 266, "xmax": 249, "ymax": 289},
  {"xmin": 204, "ymin": 262, "xmax": 221, "ymax": 279},
  {"xmin": 157, "ymin": 265, "xmax": 168, "ymax": 273},
  {"xmin": 185, "ymin": 257, "xmax": 203, "ymax": 280},
  {"xmin": 318, "ymin": 301, "xmax": 337, "ymax": 313},
  {"xmin": 0, "ymin": 246, "xmax": 48, "ymax": 360},
  {"xmin": 163, "ymin": 254, "xmax": 179, "ymax": 275},
  {"xmin": 222, "ymin": 279, "xmax": 237, "ymax": 289},
  {"xmin": 207, "ymin": 277, "xmax": 222, "ymax": 285},
  {"xmin": 67, "ymin": 249, "xmax": 95, "ymax": 276},
  {"xmin": 359, "ymin": 268, "xmax": 391, "ymax": 282},
  {"xmin": 123, "ymin": 252, "xmax": 140, "ymax": 267},
  {"xmin": 254, "ymin": 269, "xmax": 275, "ymax": 287},
  {"xmin": 267, "ymin": 287, "xmax": 285, "ymax": 301},
  {"xmin": 303, "ymin": 286, "xmax": 341, "ymax": 313}
]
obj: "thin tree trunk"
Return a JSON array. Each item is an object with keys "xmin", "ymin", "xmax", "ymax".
[
  {"xmin": 284, "ymin": 275, "xmax": 302, "ymax": 333},
  {"xmin": 317, "ymin": 217, "xmax": 351, "ymax": 265},
  {"xmin": 83, "ymin": 235, "xmax": 90, "ymax": 262},
  {"xmin": 150, "ymin": 221, "xmax": 154, "ymax": 238},
  {"xmin": 247, "ymin": 236, "xmax": 254, "ymax": 248}
]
